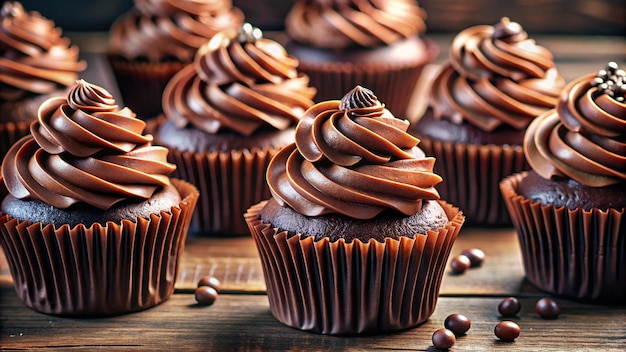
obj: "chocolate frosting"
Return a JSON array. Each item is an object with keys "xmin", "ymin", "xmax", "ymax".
[
  {"xmin": 162, "ymin": 23, "xmax": 316, "ymax": 136},
  {"xmin": 108, "ymin": 0, "xmax": 244, "ymax": 62},
  {"xmin": 1, "ymin": 79, "xmax": 176, "ymax": 210},
  {"xmin": 285, "ymin": 0, "xmax": 427, "ymax": 49},
  {"xmin": 0, "ymin": 2, "xmax": 86, "ymax": 101},
  {"xmin": 429, "ymin": 17, "xmax": 564, "ymax": 132},
  {"xmin": 524, "ymin": 67, "xmax": 626, "ymax": 187},
  {"xmin": 267, "ymin": 86, "xmax": 442, "ymax": 219}
]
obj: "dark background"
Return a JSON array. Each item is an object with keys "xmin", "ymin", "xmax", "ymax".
[{"xmin": 17, "ymin": 0, "xmax": 626, "ymax": 36}]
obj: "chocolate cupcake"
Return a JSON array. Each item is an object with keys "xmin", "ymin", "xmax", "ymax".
[
  {"xmin": 0, "ymin": 1, "xmax": 86, "ymax": 159},
  {"xmin": 151, "ymin": 23, "xmax": 316, "ymax": 236},
  {"xmin": 282, "ymin": 0, "xmax": 438, "ymax": 118},
  {"xmin": 245, "ymin": 86, "xmax": 465, "ymax": 334},
  {"xmin": 410, "ymin": 17, "xmax": 565, "ymax": 226},
  {"xmin": 0, "ymin": 79, "xmax": 199, "ymax": 316},
  {"xmin": 107, "ymin": 0, "xmax": 244, "ymax": 120},
  {"xmin": 500, "ymin": 62, "xmax": 626, "ymax": 302}
]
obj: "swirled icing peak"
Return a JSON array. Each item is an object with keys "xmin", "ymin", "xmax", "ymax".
[
  {"xmin": 1, "ymin": 80, "xmax": 177, "ymax": 210},
  {"xmin": 0, "ymin": 1, "xmax": 86, "ymax": 101},
  {"xmin": 285, "ymin": 0, "xmax": 427, "ymax": 49},
  {"xmin": 430, "ymin": 17, "xmax": 564, "ymax": 132},
  {"xmin": 162, "ymin": 23, "xmax": 316, "ymax": 136},
  {"xmin": 267, "ymin": 86, "xmax": 442, "ymax": 219},
  {"xmin": 109, "ymin": 0, "xmax": 244, "ymax": 62},
  {"xmin": 339, "ymin": 85, "xmax": 381, "ymax": 110},
  {"xmin": 524, "ymin": 62, "xmax": 626, "ymax": 187}
]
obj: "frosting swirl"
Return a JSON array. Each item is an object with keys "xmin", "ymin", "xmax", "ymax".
[
  {"xmin": 285, "ymin": 0, "xmax": 427, "ymax": 49},
  {"xmin": 162, "ymin": 23, "xmax": 316, "ymax": 136},
  {"xmin": 0, "ymin": 2, "xmax": 86, "ymax": 100},
  {"xmin": 430, "ymin": 17, "xmax": 564, "ymax": 132},
  {"xmin": 524, "ymin": 64, "xmax": 626, "ymax": 187},
  {"xmin": 2, "ymin": 80, "xmax": 176, "ymax": 210},
  {"xmin": 267, "ymin": 86, "xmax": 442, "ymax": 219},
  {"xmin": 108, "ymin": 0, "xmax": 244, "ymax": 62}
]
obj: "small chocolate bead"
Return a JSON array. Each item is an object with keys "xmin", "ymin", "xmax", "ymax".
[
  {"xmin": 535, "ymin": 297, "xmax": 560, "ymax": 319},
  {"xmin": 461, "ymin": 248, "xmax": 485, "ymax": 267},
  {"xmin": 450, "ymin": 254, "xmax": 471, "ymax": 274},
  {"xmin": 494, "ymin": 321, "xmax": 521, "ymax": 342},
  {"xmin": 592, "ymin": 77, "xmax": 605, "ymax": 86},
  {"xmin": 195, "ymin": 286, "xmax": 218, "ymax": 306},
  {"xmin": 498, "ymin": 297, "xmax": 521, "ymax": 316},
  {"xmin": 444, "ymin": 313, "xmax": 471, "ymax": 336},
  {"xmin": 198, "ymin": 276, "xmax": 222, "ymax": 293},
  {"xmin": 432, "ymin": 328, "xmax": 456, "ymax": 350}
]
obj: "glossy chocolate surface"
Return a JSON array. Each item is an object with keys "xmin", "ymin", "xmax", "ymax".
[
  {"xmin": 2, "ymin": 80, "xmax": 176, "ymax": 210},
  {"xmin": 285, "ymin": 0, "xmax": 427, "ymax": 49},
  {"xmin": 109, "ymin": 0, "xmax": 244, "ymax": 62},
  {"xmin": 267, "ymin": 86, "xmax": 443, "ymax": 219},
  {"xmin": 0, "ymin": 2, "xmax": 85, "ymax": 102},
  {"xmin": 428, "ymin": 17, "xmax": 564, "ymax": 132},
  {"xmin": 162, "ymin": 24, "xmax": 316, "ymax": 136},
  {"xmin": 524, "ymin": 68, "xmax": 626, "ymax": 187}
]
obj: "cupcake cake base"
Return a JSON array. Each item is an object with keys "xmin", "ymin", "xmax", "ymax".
[
  {"xmin": 500, "ymin": 172, "xmax": 626, "ymax": 303},
  {"xmin": 0, "ymin": 178, "xmax": 199, "ymax": 316},
  {"xmin": 245, "ymin": 199, "xmax": 464, "ymax": 335}
]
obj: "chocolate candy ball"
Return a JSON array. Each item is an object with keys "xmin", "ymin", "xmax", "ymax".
[
  {"xmin": 432, "ymin": 328, "xmax": 456, "ymax": 350},
  {"xmin": 536, "ymin": 297, "xmax": 560, "ymax": 319},
  {"xmin": 461, "ymin": 248, "xmax": 485, "ymax": 267},
  {"xmin": 498, "ymin": 297, "xmax": 521, "ymax": 316},
  {"xmin": 450, "ymin": 254, "xmax": 471, "ymax": 274},
  {"xmin": 198, "ymin": 275, "xmax": 222, "ymax": 293},
  {"xmin": 494, "ymin": 321, "xmax": 521, "ymax": 342},
  {"xmin": 195, "ymin": 286, "xmax": 218, "ymax": 306},
  {"xmin": 444, "ymin": 313, "xmax": 471, "ymax": 336}
]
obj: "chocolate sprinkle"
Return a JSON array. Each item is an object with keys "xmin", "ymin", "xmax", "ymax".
[
  {"xmin": 339, "ymin": 85, "xmax": 381, "ymax": 111},
  {"xmin": 592, "ymin": 61, "xmax": 625, "ymax": 102},
  {"xmin": 492, "ymin": 17, "xmax": 527, "ymax": 42},
  {"xmin": 237, "ymin": 22, "xmax": 263, "ymax": 44},
  {"xmin": 1, "ymin": 1, "xmax": 23, "ymax": 18}
]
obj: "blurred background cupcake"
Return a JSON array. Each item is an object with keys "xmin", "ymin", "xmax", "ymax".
[
  {"xmin": 281, "ymin": 0, "xmax": 439, "ymax": 119},
  {"xmin": 0, "ymin": 1, "xmax": 86, "ymax": 160},
  {"xmin": 107, "ymin": 0, "xmax": 244, "ymax": 120},
  {"xmin": 0, "ymin": 79, "xmax": 199, "ymax": 316},
  {"xmin": 150, "ymin": 23, "xmax": 316, "ymax": 236},
  {"xmin": 245, "ymin": 86, "xmax": 464, "ymax": 334},
  {"xmin": 409, "ymin": 17, "xmax": 565, "ymax": 226},
  {"xmin": 500, "ymin": 62, "xmax": 626, "ymax": 302}
]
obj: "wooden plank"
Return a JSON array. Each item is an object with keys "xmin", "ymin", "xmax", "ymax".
[{"xmin": 1, "ymin": 283, "xmax": 624, "ymax": 351}]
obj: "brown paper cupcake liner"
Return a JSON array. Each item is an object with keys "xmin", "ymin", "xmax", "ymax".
[
  {"xmin": 500, "ymin": 172, "xmax": 626, "ymax": 302},
  {"xmin": 297, "ymin": 39, "xmax": 439, "ymax": 118},
  {"xmin": 419, "ymin": 137, "xmax": 528, "ymax": 227},
  {"xmin": 107, "ymin": 56, "xmax": 187, "ymax": 120},
  {"xmin": 0, "ymin": 178, "xmax": 199, "ymax": 316},
  {"xmin": 245, "ymin": 200, "xmax": 464, "ymax": 335},
  {"xmin": 168, "ymin": 146, "xmax": 279, "ymax": 236},
  {"xmin": 0, "ymin": 122, "xmax": 31, "ymax": 161}
]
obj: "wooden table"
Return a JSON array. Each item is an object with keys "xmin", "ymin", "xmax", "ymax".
[{"xmin": 1, "ymin": 34, "xmax": 625, "ymax": 351}]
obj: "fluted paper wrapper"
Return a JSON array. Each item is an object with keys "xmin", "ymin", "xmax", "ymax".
[
  {"xmin": 107, "ymin": 55, "xmax": 186, "ymax": 120},
  {"xmin": 245, "ymin": 200, "xmax": 464, "ymax": 335},
  {"xmin": 500, "ymin": 172, "xmax": 626, "ymax": 302},
  {"xmin": 298, "ymin": 39, "xmax": 438, "ymax": 118},
  {"xmin": 168, "ymin": 146, "xmax": 279, "ymax": 236},
  {"xmin": 0, "ymin": 178, "xmax": 199, "ymax": 316},
  {"xmin": 0, "ymin": 122, "xmax": 30, "ymax": 160},
  {"xmin": 419, "ymin": 137, "xmax": 527, "ymax": 226}
]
